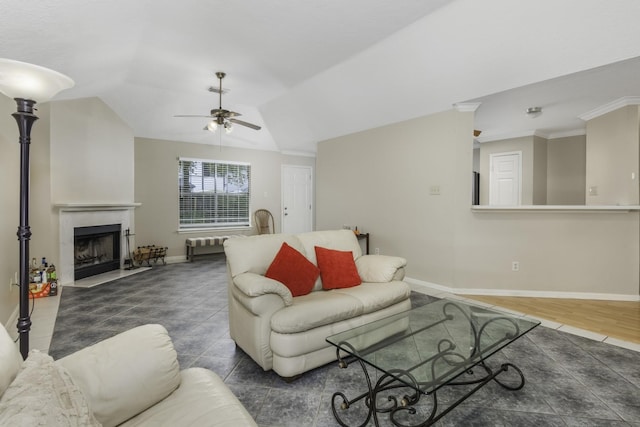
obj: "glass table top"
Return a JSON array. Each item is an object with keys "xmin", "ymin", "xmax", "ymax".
[{"xmin": 326, "ymin": 298, "xmax": 540, "ymax": 394}]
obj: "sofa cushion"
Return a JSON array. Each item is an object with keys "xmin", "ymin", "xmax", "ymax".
[
  {"xmin": 333, "ymin": 281, "xmax": 412, "ymax": 315},
  {"xmin": 315, "ymin": 246, "xmax": 362, "ymax": 290},
  {"xmin": 0, "ymin": 324, "xmax": 23, "ymax": 398},
  {"xmin": 0, "ymin": 350, "xmax": 101, "ymax": 426},
  {"xmin": 119, "ymin": 368, "xmax": 256, "ymax": 427},
  {"xmin": 266, "ymin": 243, "xmax": 319, "ymax": 297},
  {"xmin": 270, "ymin": 291, "xmax": 363, "ymax": 334},
  {"xmin": 57, "ymin": 324, "xmax": 181, "ymax": 427}
]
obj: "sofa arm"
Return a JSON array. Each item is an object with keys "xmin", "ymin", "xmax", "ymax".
[
  {"xmin": 356, "ymin": 255, "xmax": 407, "ymax": 282},
  {"xmin": 56, "ymin": 324, "xmax": 181, "ymax": 427},
  {"xmin": 234, "ymin": 272, "xmax": 293, "ymax": 306}
]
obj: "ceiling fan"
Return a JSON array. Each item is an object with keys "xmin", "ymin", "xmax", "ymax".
[{"xmin": 174, "ymin": 71, "xmax": 261, "ymax": 133}]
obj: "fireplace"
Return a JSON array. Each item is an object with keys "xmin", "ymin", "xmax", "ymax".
[{"xmin": 74, "ymin": 224, "xmax": 121, "ymax": 280}]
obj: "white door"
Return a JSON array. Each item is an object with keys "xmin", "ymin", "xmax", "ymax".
[
  {"xmin": 489, "ymin": 152, "xmax": 522, "ymax": 205},
  {"xmin": 282, "ymin": 165, "xmax": 313, "ymax": 233}
]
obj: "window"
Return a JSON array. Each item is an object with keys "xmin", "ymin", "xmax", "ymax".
[{"xmin": 178, "ymin": 158, "xmax": 251, "ymax": 229}]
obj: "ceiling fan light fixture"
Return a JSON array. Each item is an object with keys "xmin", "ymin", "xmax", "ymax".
[
  {"xmin": 207, "ymin": 120, "xmax": 218, "ymax": 132},
  {"xmin": 175, "ymin": 71, "xmax": 260, "ymax": 132}
]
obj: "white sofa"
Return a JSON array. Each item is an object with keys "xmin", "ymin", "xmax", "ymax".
[
  {"xmin": 0, "ymin": 323, "xmax": 256, "ymax": 427},
  {"xmin": 224, "ymin": 229, "xmax": 411, "ymax": 378}
]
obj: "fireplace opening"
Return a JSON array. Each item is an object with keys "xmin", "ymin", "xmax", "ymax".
[{"xmin": 74, "ymin": 224, "xmax": 121, "ymax": 280}]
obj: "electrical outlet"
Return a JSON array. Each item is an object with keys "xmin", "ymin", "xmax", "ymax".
[
  {"xmin": 374, "ymin": 248, "xmax": 380, "ymax": 255},
  {"xmin": 512, "ymin": 261, "xmax": 520, "ymax": 272}
]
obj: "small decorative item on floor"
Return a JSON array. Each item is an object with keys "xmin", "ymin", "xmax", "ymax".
[
  {"xmin": 124, "ymin": 228, "xmax": 136, "ymax": 270},
  {"xmin": 133, "ymin": 245, "xmax": 168, "ymax": 266},
  {"xmin": 29, "ymin": 282, "xmax": 50, "ymax": 298}
]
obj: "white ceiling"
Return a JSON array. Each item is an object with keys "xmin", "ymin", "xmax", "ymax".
[{"xmin": 2, "ymin": 0, "xmax": 640, "ymax": 154}]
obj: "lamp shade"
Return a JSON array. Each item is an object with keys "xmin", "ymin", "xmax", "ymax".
[{"xmin": 0, "ymin": 59, "xmax": 74, "ymax": 103}]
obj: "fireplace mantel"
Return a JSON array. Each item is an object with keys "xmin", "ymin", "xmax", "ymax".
[
  {"xmin": 57, "ymin": 203, "xmax": 139, "ymax": 285},
  {"xmin": 55, "ymin": 202, "xmax": 141, "ymax": 212}
]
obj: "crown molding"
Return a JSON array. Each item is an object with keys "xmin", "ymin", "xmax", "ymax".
[
  {"xmin": 453, "ymin": 102, "xmax": 481, "ymax": 112},
  {"xmin": 280, "ymin": 149, "xmax": 316, "ymax": 158},
  {"xmin": 476, "ymin": 128, "xmax": 587, "ymax": 143},
  {"xmin": 476, "ymin": 129, "xmax": 537, "ymax": 143},
  {"xmin": 579, "ymin": 96, "xmax": 640, "ymax": 121},
  {"xmin": 546, "ymin": 129, "xmax": 586, "ymax": 140}
]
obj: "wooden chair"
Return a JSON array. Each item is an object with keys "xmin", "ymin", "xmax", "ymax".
[{"xmin": 254, "ymin": 209, "xmax": 275, "ymax": 234}]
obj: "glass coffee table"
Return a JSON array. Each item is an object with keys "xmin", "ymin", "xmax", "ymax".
[{"xmin": 326, "ymin": 298, "xmax": 540, "ymax": 426}]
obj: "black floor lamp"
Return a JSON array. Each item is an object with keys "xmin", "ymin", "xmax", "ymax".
[{"xmin": 0, "ymin": 59, "xmax": 74, "ymax": 359}]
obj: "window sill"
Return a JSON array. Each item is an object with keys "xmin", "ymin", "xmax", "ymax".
[{"xmin": 177, "ymin": 226, "xmax": 252, "ymax": 234}]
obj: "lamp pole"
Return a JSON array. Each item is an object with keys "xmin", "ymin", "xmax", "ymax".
[
  {"xmin": 13, "ymin": 98, "xmax": 38, "ymax": 359},
  {"xmin": 0, "ymin": 58, "xmax": 74, "ymax": 359}
]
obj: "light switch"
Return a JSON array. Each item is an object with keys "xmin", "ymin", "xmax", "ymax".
[
  {"xmin": 429, "ymin": 185, "xmax": 441, "ymax": 195},
  {"xmin": 588, "ymin": 186, "xmax": 598, "ymax": 196}
]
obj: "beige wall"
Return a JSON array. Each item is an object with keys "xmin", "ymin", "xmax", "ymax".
[
  {"xmin": 317, "ymin": 111, "xmax": 460, "ymax": 286},
  {"xmin": 0, "ymin": 96, "xmax": 135, "ymax": 325},
  {"xmin": 586, "ymin": 105, "xmax": 640, "ymax": 205},
  {"xmin": 134, "ymin": 137, "xmax": 315, "ymax": 259},
  {"xmin": 479, "ymin": 136, "xmax": 534, "ymax": 205},
  {"xmin": 317, "ymin": 109, "xmax": 639, "ymax": 297},
  {"xmin": 0, "ymin": 96, "xmax": 21, "ymax": 325},
  {"xmin": 547, "ymin": 135, "xmax": 586, "ymax": 205},
  {"xmin": 532, "ymin": 136, "xmax": 548, "ymax": 205},
  {"xmin": 29, "ymin": 103, "xmax": 55, "ymax": 267},
  {"xmin": 50, "ymin": 98, "xmax": 134, "ymax": 204}
]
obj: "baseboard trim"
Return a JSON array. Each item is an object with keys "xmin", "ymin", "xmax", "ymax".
[{"xmin": 405, "ymin": 277, "xmax": 640, "ymax": 302}]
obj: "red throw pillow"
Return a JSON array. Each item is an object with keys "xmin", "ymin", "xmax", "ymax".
[
  {"xmin": 265, "ymin": 242, "xmax": 320, "ymax": 297},
  {"xmin": 314, "ymin": 246, "xmax": 362, "ymax": 290}
]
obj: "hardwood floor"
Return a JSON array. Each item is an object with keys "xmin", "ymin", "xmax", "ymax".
[{"xmin": 462, "ymin": 295, "xmax": 640, "ymax": 345}]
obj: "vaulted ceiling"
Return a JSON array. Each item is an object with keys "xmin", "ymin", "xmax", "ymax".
[{"xmin": 2, "ymin": 0, "xmax": 640, "ymax": 154}]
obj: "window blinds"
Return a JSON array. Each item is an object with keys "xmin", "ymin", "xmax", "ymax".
[{"xmin": 178, "ymin": 158, "xmax": 251, "ymax": 229}]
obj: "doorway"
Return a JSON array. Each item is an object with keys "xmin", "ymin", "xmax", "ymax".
[
  {"xmin": 489, "ymin": 151, "xmax": 522, "ymax": 205},
  {"xmin": 282, "ymin": 165, "xmax": 313, "ymax": 233}
]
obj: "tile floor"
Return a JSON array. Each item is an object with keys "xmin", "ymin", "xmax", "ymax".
[
  {"xmin": 41, "ymin": 259, "xmax": 640, "ymax": 426},
  {"xmin": 17, "ymin": 269, "xmax": 640, "ymax": 356},
  {"xmin": 9, "ymin": 267, "xmax": 150, "ymax": 353}
]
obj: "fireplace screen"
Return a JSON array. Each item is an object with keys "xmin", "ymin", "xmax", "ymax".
[{"xmin": 74, "ymin": 224, "xmax": 121, "ymax": 280}]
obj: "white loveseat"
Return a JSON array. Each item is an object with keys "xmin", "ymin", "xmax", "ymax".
[
  {"xmin": 224, "ymin": 229, "xmax": 411, "ymax": 378},
  {"xmin": 0, "ymin": 323, "xmax": 256, "ymax": 426}
]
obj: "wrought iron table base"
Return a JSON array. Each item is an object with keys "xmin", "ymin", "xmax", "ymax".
[{"xmin": 331, "ymin": 356, "xmax": 525, "ymax": 427}]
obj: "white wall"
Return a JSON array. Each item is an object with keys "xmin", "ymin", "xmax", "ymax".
[{"xmin": 317, "ymin": 109, "xmax": 639, "ymax": 298}]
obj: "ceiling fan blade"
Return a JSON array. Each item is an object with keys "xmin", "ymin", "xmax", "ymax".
[
  {"xmin": 177, "ymin": 72, "xmax": 258, "ymax": 132},
  {"xmin": 229, "ymin": 118, "xmax": 261, "ymax": 130}
]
